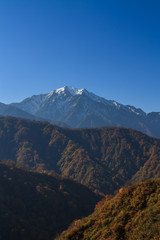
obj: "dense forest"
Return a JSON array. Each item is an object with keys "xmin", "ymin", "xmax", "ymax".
[
  {"xmin": 0, "ymin": 116, "xmax": 159, "ymax": 194},
  {"xmin": 0, "ymin": 162, "xmax": 100, "ymax": 240},
  {"xmin": 57, "ymin": 179, "xmax": 160, "ymax": 240},
  {"xmin": 0, "ymin": 116, "xmax": 159, "ymax": 239}
]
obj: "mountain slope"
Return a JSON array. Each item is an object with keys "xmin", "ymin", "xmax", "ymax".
[
  {"xmin": 0, "ymin": 162, "xmax": 100, "ymax": 240},
  {"xmin": 130, "ymin": 145, "xmax": 160, "ymax": 184},
  {"xmin": 11, "ymin": 86, "xmax": 160, "ymax": 137},
  {"xmin": 0, "ymin": 102, "xmax": 44, "ymax": 121},
  {"xmin": 0, "ymin": 116, "xmax": 160, "ymax": 195},
  {"xmin": 0, "ymin": 101, "xmax": 69, "ymax": 127},
  {"xmin": 57, "ymin": 179, "xmax": 160, "ymax": 240}
]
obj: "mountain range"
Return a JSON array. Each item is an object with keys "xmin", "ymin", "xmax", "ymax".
[
  {"xmin": 0, "ymin": 116, "xmax": 160, "ymax": 195},
  {"xmin": 0, "ymin": 116, "xmax": 159, "ymax": 238},
  {"xmin": 0, "ymin": 86, "xmax": 160, "ymax": 137}
]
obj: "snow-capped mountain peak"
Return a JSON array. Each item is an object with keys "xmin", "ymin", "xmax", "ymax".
[
  {"xmin": 55, "ymin": 86, "xmax": 86, "ymax": 96},
  {"xmin": 11, "ymin": 86, "xmax": 146, "ymax": 117},
  {"xmin": 7, "ymin": 86, "xmax": 160, "ymax": 137},
  {"xmin": 47, "ymin": 86, "xmax": 87, "ymax": 98}
]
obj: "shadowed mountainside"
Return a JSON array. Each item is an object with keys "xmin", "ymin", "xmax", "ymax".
[
  {"xmin": 0, "ymin": 116, "xmax": 160, "ymax": 194},
  {"xmin": 0, "ymin": 162, "xmax": 100, "ymax": 240}
]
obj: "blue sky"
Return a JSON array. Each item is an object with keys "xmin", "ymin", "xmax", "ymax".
[{"xmin": 0, "ymin": 0, "xmax": 160, "ymax": 112}]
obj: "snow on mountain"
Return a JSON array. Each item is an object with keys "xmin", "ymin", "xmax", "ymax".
[
  {"xmin": 8, "ymin": 86, "xmax": 160, "ymax": 137},
  {"xmin": 11, "ymin": 86, "xmax": 146, "ymax": 119},
  {"xmin": 55, "ymin": 86, "xmax": 85, "ymax": 96}
]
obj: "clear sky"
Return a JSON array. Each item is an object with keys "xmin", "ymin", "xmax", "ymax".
[{"xmin": 0, "ymin": 0, "xmax": 160, "ymax": 113}]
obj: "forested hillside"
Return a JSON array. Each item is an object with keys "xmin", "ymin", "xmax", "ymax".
[
  {"xmin": 0, "ymin": 116, "xmax": 160, "ymax": 194},
  {"xmin": 0, "ymin": 162, "xmax": 100, "ymax": 240},
  {"xmin": 57, "ymin": 179, "xmax": 160, "ymax": 240}
]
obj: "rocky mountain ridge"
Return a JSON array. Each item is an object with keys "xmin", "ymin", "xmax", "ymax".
[{"xmin": 0, "ymin": 86, "xmax": 159, "ymax": 137}]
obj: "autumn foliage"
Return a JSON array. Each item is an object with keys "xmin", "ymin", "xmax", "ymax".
[
  {"xmin": 57, "ymin": 179, "xmax": 160, "ymax": 240},
  {"xmin": 0, "ymin": 116, "xmax": 160, "ymax": 195}
]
